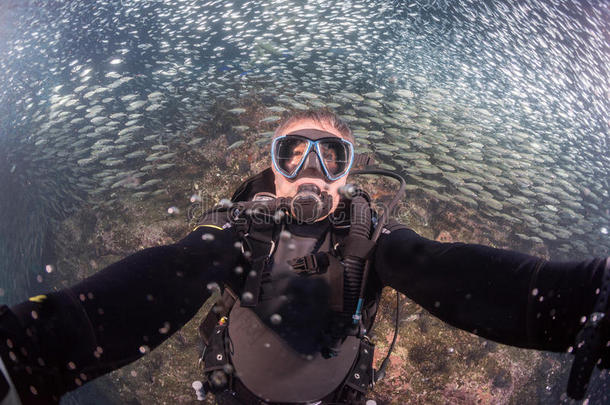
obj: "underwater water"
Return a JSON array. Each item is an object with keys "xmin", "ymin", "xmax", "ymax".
[{"xmin": 0, "ymin": 0, "xmax": 608, "ymax": 403}]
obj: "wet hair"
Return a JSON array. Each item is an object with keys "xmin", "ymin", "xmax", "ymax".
[{"xmin": 273, "ymin": 108, "xmax": 354, "ymax": 143}]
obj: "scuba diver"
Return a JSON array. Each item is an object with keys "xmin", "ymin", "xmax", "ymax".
[{"xmin": 0, "ymin": 108, "xmax": 608, "ymax": 405}]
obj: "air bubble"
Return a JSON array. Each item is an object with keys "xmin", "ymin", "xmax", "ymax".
[
  {"xmin": 242, "ymin": 292, "xmax": 254, "ymax": 302},
  {"xmin": 280, "ymin": 230, "xmax": 292, "ymax": 240},
  {"xmin": 159, "ymin": 322, "xmax": 171, "ymax": 334},
  {"xmin": 131, "ymin": 370, "xmax": 138, "ymax": 377},
  {"xmin": 601, "ymin": 227, "xmax": 608, "ymax": 235},
  {"xmin": 434, "ymin": 301, "xmax": 440, "ymax": 308},
  {"xmin": 206, "ymin": 282, "xmax": 220, "ymax": 292},
  {"xmin": 270, "ymin": 313, "xmax": 282, "ymax": 325},
  {"xmin": 234, "ymin": 266, "xmax": 244, "ymax": 275},
  {"xmin": 531, "ymin": 288, "xmax": 539, "ymax": 296},
  {"xmin": 210, "ymin": 370, "xmax": 227, "ymax": 387},
  {"xmin": 45, "ymin": 264, "xmax": 54, "ymax": 273},
  {"xmin": 167, "ymin": 206, "xmax": 180, "ymax": 215},
  {"xmin": 339, "ymin": 184, "xmax": 357, "ymax": 199},
  {"xmin": 190, "ymin": 194, "xmax": 202, "ymax": 203},
  {"xmin": 201, "ymin": 233, "xmax": 215, "ymax": 241},
  {"xmin": 139, "ymin": 345, "xmax": 150, "ymax": 354},
  {"xmin": 36, "ymin": 275, "xmax": 43, "ymax": 283},
  {"xmin": 274, "ymin": 210, "xmax": 285, "ymax": 222},
  {"xmin": 218, "ymin": 199, "xmax": 233, "ymax": 209}
]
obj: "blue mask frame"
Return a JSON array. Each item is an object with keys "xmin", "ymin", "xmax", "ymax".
[{"xmin": 271, "ymin": 135, "xmax": 355, "ymax": 181}]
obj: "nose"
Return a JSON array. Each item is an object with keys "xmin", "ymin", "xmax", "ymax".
[{"xmin": 301, "ymin": 149, "xmax": 323, "ymax": 172}]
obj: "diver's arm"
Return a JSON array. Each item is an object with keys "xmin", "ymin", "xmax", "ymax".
[
  {"xmin": 374, "ymin": 227, "xmax": 608, "ymax": 353},
  {"xmin": 0, "ymin": 225, "xmax": 243, "ymax": 404}
]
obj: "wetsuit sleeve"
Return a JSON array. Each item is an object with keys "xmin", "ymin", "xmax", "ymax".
[
  {"xmin": 0, "ymin": 225, "xmax": 245, "ymax": 404},
  {"xmin": 374, "ymin": 227, "xmax": 607, "ymax": 352}
]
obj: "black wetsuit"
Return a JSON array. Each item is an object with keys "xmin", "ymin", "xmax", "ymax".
[{"xmin": 0, "ymin": 215, "xmax": 608, "ymax": 404}]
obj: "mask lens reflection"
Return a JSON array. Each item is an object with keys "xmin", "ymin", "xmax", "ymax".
[
  {"xmin": 318, "ymin": 140, "xmax": 350, "ymax": 178},
  {"xmin": 275, "ymin": 137, "xmax": 309, "ymax": 176}
]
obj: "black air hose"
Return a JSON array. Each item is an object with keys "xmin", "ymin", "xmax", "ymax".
[{"xmin": 327, "ymin": 194, "xmax": 371, "ymax": 354}]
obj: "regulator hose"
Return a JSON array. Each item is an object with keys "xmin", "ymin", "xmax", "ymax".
[{"xmin": 323, "ymin": 192, "xmax": 372, "ymax": 357}]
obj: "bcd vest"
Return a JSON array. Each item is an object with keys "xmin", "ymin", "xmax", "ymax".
[{"xmin": 197, "ymin": 168, "xmax": 386, "ymax": 404}]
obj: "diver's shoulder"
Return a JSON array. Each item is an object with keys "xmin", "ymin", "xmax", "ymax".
[
  {"xmin": 194, "ymin": 208, "xmax": 233, "ymax": 230},
  {"xmin": 380, "ymin": 218, "xmax": 411, "ymax": 235}
]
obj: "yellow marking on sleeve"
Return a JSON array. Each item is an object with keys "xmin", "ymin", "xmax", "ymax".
[
  {"xmin": 192, "ymin": 224, "xmax": 224, "ymax": 232},
  {"xmin": 28, "ymin": 295, "xmax": 47, "ymax": 303}
]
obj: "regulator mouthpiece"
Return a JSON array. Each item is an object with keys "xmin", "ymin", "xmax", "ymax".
[{"xmin": 290, "ymin": 184, "xmax": 333, "ymax": 224}]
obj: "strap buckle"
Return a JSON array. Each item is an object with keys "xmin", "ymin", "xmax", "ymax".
[
  {"xmin": 288, "ymin": 254, "xmax": 318, "ymax": 274},
  {"xmin": 288, "ymin": 253, "xmax": 329, "ymax": 275}
]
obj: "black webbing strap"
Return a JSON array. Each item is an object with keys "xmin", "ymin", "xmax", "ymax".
[
  {"xmin": 240, "ymin": 228, "xmax": 276, "ymax": 308},
  {"xmin": 241, "ymin": 256, "xmax": 268, "ymax": 307},
  {"xmin": 287, "ymin": 224, "xmax": 331, "ymax": 275},
  {"xmin": 567, "ymin": 257, "xmax": 610, "ymax": 399},
  {"xmin": 343, "ymin": 338, "xmax": 375, "ymax": 394},
  {"xmin": 202, "ymin": 322, "xmax": 234, "ymax": 394},
  {"xmin": 199, "ymin": 287, "xmax": 237, "ymax": 346}
]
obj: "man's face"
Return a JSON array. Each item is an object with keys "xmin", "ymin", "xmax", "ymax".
[{"xmin": 271, "ymin": 119, "xmax": 349, "ymax": 216}]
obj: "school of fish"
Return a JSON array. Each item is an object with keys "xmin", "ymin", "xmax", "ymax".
[{"xmin": 0, "ymin": 0, "xmax": 608, "ymax": 301}]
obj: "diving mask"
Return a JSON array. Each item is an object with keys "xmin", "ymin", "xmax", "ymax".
[{"xmin": 271, "ymin": 129, "xmax": 354, "ymax": 181}]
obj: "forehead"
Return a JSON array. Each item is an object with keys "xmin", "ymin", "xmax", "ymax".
[{"xmin": 276, "ymin": 119, "xmax": 344, "ymax": 139}]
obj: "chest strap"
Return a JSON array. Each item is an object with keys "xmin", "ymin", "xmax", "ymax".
[
  {"xmin": 239, "ymin": 230, "xmax": 276, "ymax": 307},
  {"xmin": 287, "ymin": 252, "xmax": 330, "ymax": 275}
]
